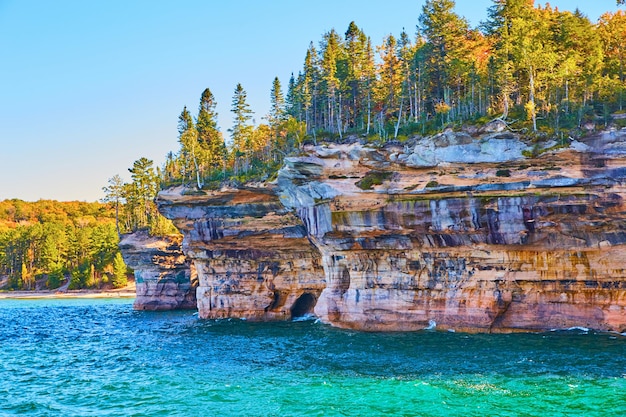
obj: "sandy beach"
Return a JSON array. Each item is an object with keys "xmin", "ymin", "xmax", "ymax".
[{"xmin": 0, "ymin": 282, "xmax": 136, "ymax": 300}]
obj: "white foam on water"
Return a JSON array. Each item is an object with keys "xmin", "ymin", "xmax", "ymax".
[
  {"xmin": 550, "ymin": 326, "xmax": 589, "ymax": 333},
  {"xmin": 566, "ymin": 326, "xmax": 589, "ymax": 332},
  {"xmin": 292, "ymin": 313, "xmax": 317, "ymax": 322}
]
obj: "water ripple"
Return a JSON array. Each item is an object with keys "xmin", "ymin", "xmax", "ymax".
[{"xmin": 0, "ymin": 299, "xmax": 624, "ymax": 416}]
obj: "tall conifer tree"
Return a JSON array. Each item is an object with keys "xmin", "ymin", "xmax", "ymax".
[
  {"xmin": 229, "ymin": 83, "xmax": 254, "ymax": 173},
  {"xmin": 177, "ymin": 106, "xmax": 202, "ymax": 187},
  {"xmin": 419, "ymin": 0, "xmax": 470, "ymax": 119},
  {"xmin": 196, "ymin": 88, "xmax": 225, "ymax": 174},
  {"xmin": 320, "ymin": 29, "xmax": 344, "ymax": 136},
  {"xmin": 269, "ymin": 76, "xmax": 286, "ymax": 129}
]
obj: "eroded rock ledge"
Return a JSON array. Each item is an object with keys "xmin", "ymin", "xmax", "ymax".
[
  {"xmin": 119, "ymin": 231, "xmax": 197, "ymax": 310},
  {"xmin": 155, "ymin": 129, "xmax": 626, "ymax": 332},
  {"xmin": 156, "ymin": 188, "xmax": 324, "ymax": 320}
]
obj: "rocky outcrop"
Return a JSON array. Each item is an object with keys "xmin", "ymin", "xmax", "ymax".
[
  {"xmin": 119, "ymin": 231, "xmax": 197, "ymax": 310},
  {"xmin": 156, "ymin": 129, "xmax": 626, "ymax": 332},
  {"xmin": 401, "ymin": 130, "xmax": 530, "ymax": 167},
  {"xmin": 157, "ymin": 188, "xmax": 324, "ymax": 320}
]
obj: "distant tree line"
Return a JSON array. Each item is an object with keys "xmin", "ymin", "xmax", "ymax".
[
  {"xmin": 0, "ymin": 157, "xmax": 180, "ymax": 291},
  {"xmin": 160, "ymin": 1, "xmax": 626, "ymax": 189},
  {"xmin": 0, "ymin": 200, "xmax": 127, "ymax": 290}
]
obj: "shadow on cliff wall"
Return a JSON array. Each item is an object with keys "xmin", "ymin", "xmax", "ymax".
[{"xmin": 291, "ymin": 293, "xmax": 317, "ymax": 318}]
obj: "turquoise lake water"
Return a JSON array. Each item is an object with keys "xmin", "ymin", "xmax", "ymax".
[{"xmin": 0, "ymin": 298, "xmax": 624, "ymax": 416}]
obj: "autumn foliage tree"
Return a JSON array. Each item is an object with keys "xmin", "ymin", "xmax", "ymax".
[
  {"xmin": 166, "ymin": 0, "xmax": 626, "ymax": 188},
  {"xmin": 0, "ymin": 200, "xmax": 123, "ymax": 290}
]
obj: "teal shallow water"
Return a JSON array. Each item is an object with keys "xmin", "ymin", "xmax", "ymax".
[{"xmin": 0, "ymin": 299, "xmax": 624, "ymax": 416}]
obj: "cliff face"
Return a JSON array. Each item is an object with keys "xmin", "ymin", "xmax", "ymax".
[
  {"xmin": 157, "ymin": 188, "xmax": 324, "ymax": 320},
  {"xmin": 119, "ymin": 231, "xmax": 197, "ymax": 310},
  {"xmin": 156, "ymin": 129, "xmax": 626, "ymax": 332}
]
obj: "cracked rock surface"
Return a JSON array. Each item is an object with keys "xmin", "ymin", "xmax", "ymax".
[{"xmin": 145, "ymin": 129, "xmax": 626, "ymax": 332}]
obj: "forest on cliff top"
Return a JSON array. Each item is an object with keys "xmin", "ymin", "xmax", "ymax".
[{"xmin": 155, "ymin": 0, "xmax": 626, "ymax": 189}]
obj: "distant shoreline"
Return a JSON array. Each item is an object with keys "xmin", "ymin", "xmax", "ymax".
[{"xmin": 0, "ymin": 285, "xmax": 136, "ymax": 300}]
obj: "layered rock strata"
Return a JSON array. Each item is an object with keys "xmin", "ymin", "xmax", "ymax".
[
  {"xmin": 157, "ymin": 129, "xmax": 626, "ymax": 332},
  {"xmin": 156, "ymin": 188, "xmax": 324, "ymax": 320},
  {"xmin": 119, "ymin": 231, "xmax": 197, "ymax": 310}
]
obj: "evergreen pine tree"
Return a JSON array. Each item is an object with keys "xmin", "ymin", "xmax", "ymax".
[
  {"xmin": 229, "ymin": 83, "xmax": 254, "ymax": 174},
  {"xmin": 344, "ymin": 21, "xmax": 366, "ymax": 129},
  {"xmin": 285, "ymin": 73, "xmax": 299, "ymax": 119},
  {"xmin": 177, "ymin": 106, "xmax": 194, "ymax": 137},
  {"xmin": 269, "ymin": 76, "xmax": 286, "ymax": 129},
  {"xmin": 362, "ymin": 35, "xmax": 376, "ymax": 134},
  {"xmin": 196, "ymin": 88, "xmax": 225, "ymax": 173},
  {"xmin": 377, "ymin": 34, "xmax": 403, "ymax": 136},
  {"xmin": 128, "ymin": 158, "xmax": 158, "ymax": 229},
  {"xmin": 177, "ymin": 106, "xmax": 203, "ymax": 187},
  {"xmin": 303, "ymin": 42, "xmax": 320, "ymax": 131},
  {"xmin": 419, "ymin": 0, "xmax": 471, "ymax": 120},
  {"xmin": 483, "ymin": 0, "xmax": 535, "ymax": 119},
  {"xmin": 102, "ymin": 174, "xmax": 125, "ymax": 235},
  {"xmin": 112, "ymin": 252, "xmax": 128, "ymax": 288},
  {"xmin": 320, "ymin": 29, "xmax": 344, "ymax": 136}
]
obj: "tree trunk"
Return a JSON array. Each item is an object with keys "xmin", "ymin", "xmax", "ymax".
[
  {"xmin": 193, "ymin": 156, "xmax": 202, "ymax": 189},
  {"xmin": 337, "ymin": 92, "xmax": 343, "ymax": 140},
  {"xmin": 115, "ymin": 200, "xmax": 120, "ymax": 236},
  {"xmin": 529, "ymin": 65, "xmax": 537, "ymax": 132},
  {"xmin": 565, "ymin": 79, "xmax": 569, "ymax": 115},
  {"xmin": 394, "ymin": 100, "xmax": 403, "ymax": 139},
  {"xmin": 414, "ymin": 81, "xmax": 419, "ymax": 123},
  {"xmin": 366, "ymin": 92, "xmax": 371, "ymax": 135},
  {"xmin": 328, "ymin": 99, "xmax": 333, "ymax": 132}
]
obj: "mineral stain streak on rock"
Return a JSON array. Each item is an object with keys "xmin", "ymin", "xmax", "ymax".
[
  {"xmin": 119, "ymin": 231, "xmax": 197, "ymax": 311},
  {"xmin": 157, "ymin": 186, "xmax": 324, "ymax": 321},
  {"xmin": 144, "ymin": 129, "xmax": 626, "ymax": 332}
]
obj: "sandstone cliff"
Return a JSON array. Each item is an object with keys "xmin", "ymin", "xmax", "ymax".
[
  {"xmin": 156, "ymin": 188, "xmax": 324, "ymax": 320},
  {"xmin": 155, "ymin": 128, "xmax": 626, "ymax": 332},
  {"xmin": 119, "ymin": 231, "xmax": 197, "ymax": 310}
]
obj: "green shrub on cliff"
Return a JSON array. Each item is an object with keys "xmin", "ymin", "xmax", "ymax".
[{"xmin": 357, "ymin": 171, "xmax": 393, "ymax": 190}]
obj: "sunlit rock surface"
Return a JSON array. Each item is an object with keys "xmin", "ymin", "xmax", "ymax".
[
  {"xmin": 157, "ymin": 129, "xmax": 626, "ymax": 332},
  {"xmin": 119, "ymin": 231, "xmax": 197, "ymax": 310},
  {"xmin": 157, "ymin": 187, "xmax": 324, "ymax": 320}
]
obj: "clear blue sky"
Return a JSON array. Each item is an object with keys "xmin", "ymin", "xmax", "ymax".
[{"xmin": 0, "ymin": 0, "xmax": 622, "ymax": 201}]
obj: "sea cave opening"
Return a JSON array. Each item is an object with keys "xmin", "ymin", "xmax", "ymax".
[{"xmin": 290, "ymin": 292, "xmax": 316, "ymax": 318}]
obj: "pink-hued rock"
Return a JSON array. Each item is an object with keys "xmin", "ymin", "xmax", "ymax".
[
  {"xmin": 156, "ymin": 187, "xmax": 324, "ymax": 320},
  {"xmin": 155, "ymin": 130, "xmax": 626, "ymax": 332},
  {"xmin": 119, "ymin": 231, "xmax": 197, "ymax": 311}
]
